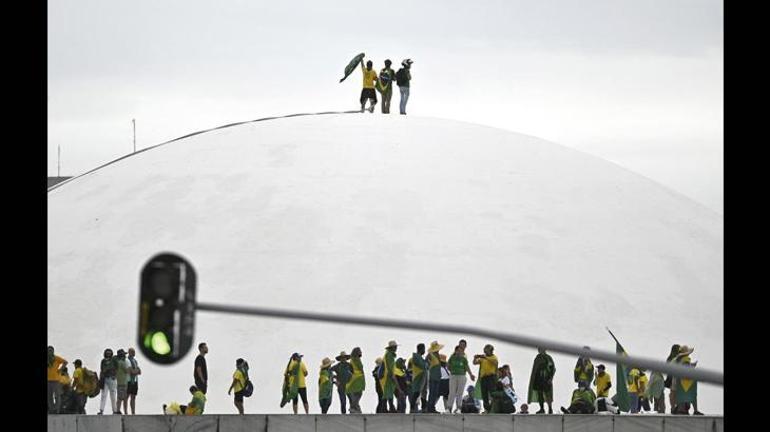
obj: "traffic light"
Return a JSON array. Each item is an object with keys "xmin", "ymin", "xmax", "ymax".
[{"xmin": 138, "ymin": 253, "xmax": 197, "ymax": 364}]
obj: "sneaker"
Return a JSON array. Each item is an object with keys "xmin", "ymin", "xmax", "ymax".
[
  {"xmin": 97, "ymin": 411, "xmax": 103, "ymax": 415},
  {"xmin": 548, "ymin": 407, "xmax": 553, "ymax": 414},
  {"xmin": 693, "ymin": 411, "xmax": 704, "ymax": 415},
  {"xmin": 536, "ymin": 409, "xmax": 545, "ymax": 414},
  {"xmin": 368, "ymin": 106, "xmax": 375, "ymax": 113},
  {"xmin": 560, "ymin": 407, "xmax": 569, "ymax": 414}
]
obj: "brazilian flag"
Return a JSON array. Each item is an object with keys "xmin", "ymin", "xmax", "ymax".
[
  {"xmin": 340, "ymin": 53, "xmax": 365, "ymax": 83},
  {"xmin": 607, "ymin": 328, "xmax": 631, "ymax": 412},
  {"xmin": 473, "ymin": 364, "xmax": 484, "ymax": 400},
  {"xmin": 280, "ymin": 361, "xmax": 301, "ymax": 407},
  {"xmin": 675, "ymin": 374, "xmax": 698, "ymax": 404}
]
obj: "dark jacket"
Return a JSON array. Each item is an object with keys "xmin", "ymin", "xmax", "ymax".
[{"xmin": 396, "ymin": 68, "xmax": 411, "ymax": 87}]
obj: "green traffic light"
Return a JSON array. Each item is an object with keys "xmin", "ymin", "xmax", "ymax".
[{"xmin": 150, "ymin": 331, "xmax": 171, "ymax": 355}]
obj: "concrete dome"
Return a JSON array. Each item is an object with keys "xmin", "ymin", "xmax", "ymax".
[{"xmin": 48, "ymin": 114, "xmax": 723, "ymax": 413}]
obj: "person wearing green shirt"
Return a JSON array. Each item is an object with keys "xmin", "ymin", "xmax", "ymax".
[
  {"xmin": 446, "ymin": 344, "xmax": 476, "ymax": 413},
  {"xmin": 528, "ymin": 347, "xmax": 556, "ymax": 414},
  {"xmin": 319, "ymin": 358, "xmax": 333, "ymax": 414},
  {"xmin": 114, "ymin": 349, "xmax": 130, "ymax": 415},
  {"xmin": 346, "ymin": 347, "xmax": 365, "ymax": 414},
  {"xmin": 425, "ymin": 340, "xmax": 444, "ymax": 413},
  {"xmin": 560, "ymin": 383, "xmax": 597, "ymax": 414},
  {"xmin": 380, "ymin": 340, "xmax": 399, "ymax": 412},
  {"xmin": 408, "ymin": 343, "xmax": 428, "ymax": 413},
  {"xmin": 185, "ymin": 385, "xmax": 206, "ymax": 415}
]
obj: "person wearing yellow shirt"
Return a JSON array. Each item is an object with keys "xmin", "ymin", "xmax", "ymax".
[
  {"xmin": 185, "ymin": 385, "xmax": 207, "ymax": 415},
  {"xmin": 71, "ymin": 359, "xmax": 88, "ymax": 414},
  {"xmin": 286, "ymin": 353, "xmax": 310, "ymax": 414},
  {"xmin": 47, "ymin": 345, "xmax": 68, "ymax": 414},
  {"xmin": 359, "ymin": 58, "xmax": 379, "ymax": 113},
  {"xmin": 473, "ymin": 344, "xmax": 499, "ymax": 413},
  {"xmin": 637, "ymin": 370, "xmax": 651, "ymax": 412},
  {"xmin": 593, "ymin": 364, "xmax": 612, "ymax": 398},
  {"xmin": 227, "ymin": 358, "xmax": 248, "ymax": 414},
  {"xmin": 627, "ymin": 367, "xmax": 641, "ymax": 413}
]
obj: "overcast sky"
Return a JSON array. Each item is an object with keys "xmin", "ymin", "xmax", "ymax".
[{"xmin": 48, "ymin": 0, "xmax": 723, "ymax": 213}]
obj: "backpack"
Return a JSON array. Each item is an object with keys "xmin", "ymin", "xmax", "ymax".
[
  {"xmin": 375, "ymin": 364, "xmax": 385, "ymax": 380},
  {"xmin": 81, "ymin": 368, "xmax": 101, "ymax": 398},
  {"xmin": 240, "ymin": 368, "xmax": 254, "ymax": 397}
]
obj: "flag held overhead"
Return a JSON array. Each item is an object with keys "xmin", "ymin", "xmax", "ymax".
[{"xmin": 340, "ymin": 53, "xmax": 365, "ymax": 83}]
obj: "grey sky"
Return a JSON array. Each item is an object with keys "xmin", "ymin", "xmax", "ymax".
[{"xmin": 48, "ymin": 0, "xmax": 723, "ymax": 212}]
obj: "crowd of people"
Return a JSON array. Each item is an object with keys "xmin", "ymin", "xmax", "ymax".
[{"xmin": 48, "ymin": 339, "xmax": 704, "ymax": 417}]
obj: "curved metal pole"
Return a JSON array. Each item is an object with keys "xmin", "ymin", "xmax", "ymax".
[{"xmin": 196, "ymin": 301, "xmax": 723, "ymax": 386}]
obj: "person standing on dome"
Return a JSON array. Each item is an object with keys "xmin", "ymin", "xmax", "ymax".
[
  {"xmin": 194, "ymin": 343, "xmax": 208, "ymax": 394},
  {"xmin": 593, "ymin": 364, "xmax": 612, "ymax": 400},
  {"xmin": 346, "ymin": 347, "xmax": 366, "ymax": 414},
  {"xmin": 360, "ymin": 58, "xmax": 378, "ymax": 113},
  {"xmin": 228, "ymin": 358, "xmax": 248, "ymax": 415},
  {"xmin": 473, "ymin": 344, "xmax": 499, "ymax": 413},
  {"xmin": 378, "ymin": 59, "xmax": 397, "ymax": 114},
  {"xmin": 396, "ymin": 59, "xmax": 413, "ymax": 115},
  {"xmin": 47, "ymin": 346, "xmax": 68, "ymax": 414},
  {"xmin": 380, "ymin": 340, "xmax": 399, "ymax": 412},
  {"xmin": 528, "ymin": 347, "xmax": 556, "ymax": 414},
  {"xmin": 98, "ymin": 348, "xmax": 118, "ymax": 415},
  {"xmin": 447, "ymin": 344, "xmax": 475, "ymax": 413},
  {"xmin": 574, "ymin": 347, "xmax": 594, "ymax": 389},
  {"xmin": 330, "ymin": 351, "xmax": 352, "ymax": 413},
  {"xmin": 408, "ymin": 343, "xmax": 428, "ymax": 413},
  {"xmin": 318, "ymin": 358, "xmax": 334, "ymax": 414},
  {"xmin": 425, "ymin": 340, "xmax": 444, "ymax": 413}
]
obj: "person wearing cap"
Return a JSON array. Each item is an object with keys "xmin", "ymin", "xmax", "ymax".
[
  {"xmin": 331, "ymin": 351, "xmax": 352, "ymax": 413},
  {"xmin": 560, "ymin": 382, "xmax": 596, "ymax": 414},
  {"xmin": 460, "ymin": 385, "xmax": 480, "ymax": 413},
  {"xmin": 228, "ymin": 358, "xmax": 248, "ymax": 414},
  {"xmin": 286, "ymin": 353, "xmax": 309, "ymax": 414},
  {"xmin": 593, "ymin": 364, "xmax": 612, "ymax": 399},
  {"xmin": 380, "ymin": 340, "xmax": 399, "ymax": 412},
  {"xmin": 115, "ymin": 349, "xmax": 131, "ymax": 414},
  {"xmin": 637, "ymin": 370, "xmax": 651, "ymax": 412},
  {"xmin": 528, "ymin": 347, "xmax": 556, "ymax": 414},
  {"xmin": 473, "ymin": 344, "xmax": 499, "ymax": 413},
  {"xmin": 378, "ymin": 60, "xmax": 397, "ymax": 114},
  {"xmin": 360, "ymin": 57, "xmax": 378, "ymax": 113},
  {"xmin": 98, "ymin": 348, "xmax": 118, "ymax": 415},
  {"xmin": 394, "ymin": 357, "xmax": 409, "ymax": 413},
  {"xmin": 319, "ymin": 358, "xmax": 334, "ymax": 414},
  {"xmin": 47, "ymin": 346, "xmax": 68, "ymax": 414},
  {"xmin": 673, "ymin": 345, "xmax": 702, "ymax": 415},
  {"xmin": 396, "ymin": 59, "xmax": 413, "ymax": 115},
  {"xmin": 574, "ymin": 347, "xmax": 595, "ymax": 389},
  {"xmin": 408, "ymin": 343, "xmax": 428, "ymax": 413},
  {"xmin": 425, "ymin": 340, "xmax": 444, "ymax": 413},
  {"xmin": 71, "ymin": 359, "xmax": 88, "ymax": 414},
  {"xmin": 346, "ymin": 347, "xmax": 366, "ymax": 414},
  {"xmin": 447, "ymin": 344, "xmax": 476, "ymax": 413}
]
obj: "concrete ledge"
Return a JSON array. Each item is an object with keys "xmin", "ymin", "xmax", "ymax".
[{"xmin": 47, "ymin": 414, "xmax": 724, "ymax": 432}]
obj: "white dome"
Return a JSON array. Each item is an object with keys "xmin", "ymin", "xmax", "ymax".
[{"xmin": 48, "ymin": 114, "xmax": 723, "ymax": 414}]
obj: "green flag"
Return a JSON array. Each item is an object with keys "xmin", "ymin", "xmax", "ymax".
[{"xmin": 607, "ymin": 328, "xmax": 631, "ymax": 412}]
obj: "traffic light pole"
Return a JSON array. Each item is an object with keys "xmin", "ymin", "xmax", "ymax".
[{"xmin": 195, "ymin": 301, "xmax": 723, "ymax": 386}]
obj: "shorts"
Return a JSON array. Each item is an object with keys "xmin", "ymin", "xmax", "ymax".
[
  {"xmin": 117, "ymin": 384, "xmax": 128, "ymax": 401},
  {"xmin": 360, "ymin": 88, "xmax": 377, "ymax": 104},
  {"xmin": 234, "ymin": 390, "xmax": 244, "ymax": 403},
  {"xmin": 127, "ymin": 382, "xmax": 138, "ymax": 396},
  {"xmin": 292, "ymin": 387, "xmax": 308, "ymax": 404}
]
